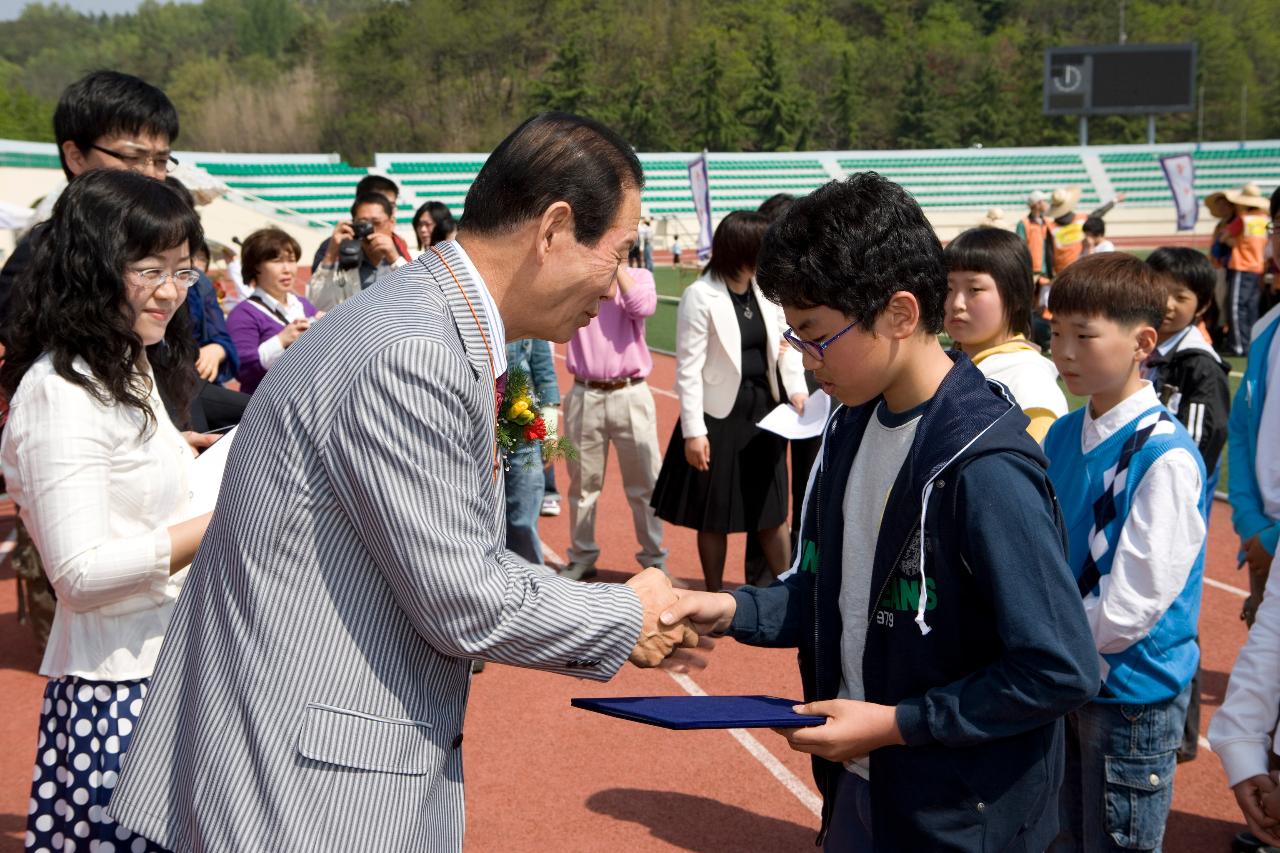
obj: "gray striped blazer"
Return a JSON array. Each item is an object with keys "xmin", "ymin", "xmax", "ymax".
[{"xmin": 108, "ymin": 242, "xmax": 645, "ymax": 852}]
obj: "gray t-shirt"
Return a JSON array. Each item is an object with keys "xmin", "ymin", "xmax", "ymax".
[{"xmin": 838, "ymin": 400, "xmax": 923, "ymax": 777}]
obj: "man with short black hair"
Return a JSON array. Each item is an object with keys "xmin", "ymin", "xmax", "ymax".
[
  {"xmin": 0, "ymin": 70, "xmax": 180, "ymax": 331},
  {"xmin": 307, "ymin": 192, "xmax": 407, "ymax": 310},
  {"xmin": 311, "ymin": 174, "xmax": 411, "ymax": 270},
  {"xmin": 110, "ymin": 112, "xmax": 700, "ymax": 852}
]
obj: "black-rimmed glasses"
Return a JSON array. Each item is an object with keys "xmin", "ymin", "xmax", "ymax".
[{"xmin": 90, "ymin": 144, "xmax": 179, "ymax": 174}]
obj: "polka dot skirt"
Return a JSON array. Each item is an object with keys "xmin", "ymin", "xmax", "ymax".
[{"xmin": 24, "ymin": 676, "xmax": 167, "ymax": 853}]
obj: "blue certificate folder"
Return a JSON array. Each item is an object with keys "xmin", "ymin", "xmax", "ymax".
[{"xmin": 571, "ymin": 695, "xmax": 826, "ymax": 730}]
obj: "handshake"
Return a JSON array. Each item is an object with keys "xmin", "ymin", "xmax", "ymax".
[{"xmin": 622, "ymin": 568, "xmax": 738, "ymax": 671}]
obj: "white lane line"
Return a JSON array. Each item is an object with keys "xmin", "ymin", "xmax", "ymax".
[
  {"xmin": 1200, "ymin": 735, "xmax": 1212, "ymax": 750},
  {"xmin": 552, "ymin": 351, "xmax": 678, "ymax": 399},
  {"xmin": 1205, "ymin": 576, "xmax": 1249, "ymax": 598},
  {"xmin": 666, "ymin": 671, "xmax": 823, "ymax": 818}
]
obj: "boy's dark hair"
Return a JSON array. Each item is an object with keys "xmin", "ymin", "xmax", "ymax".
[
  {"xmin": 355, "ymin": 174, "xmax": 399, "ymax": 201},
  {"xmin": 241, "ymin": 227, "xmax": 301, "ymax": 285},
  {"xmin": 54, "ymin": 70, "xmax": 179, "ymax": 180},
  {"xmin": 756, "ymin": 172, "xmax": 947, "ymax": 334},
  {"xmin": 461, "ymin": 112, "xmax": 644, "ymax": 247},
  {"xmin": 1048, "ymin": 252, "xmax": 1164, "ymax": 329},
  {"xmin": 945, "ymin": 227, "xmax": 1033, "ymax": 338},
  {"xmin": 193, "ymin": 241, "xmax": 211, "ymax": 265},
  {"xmin": 757, "ymin": 193, "xmax": 795, "ymax": 223},
  {"xmin": 1146, "ymin": 247, "xmax": 1216, "ymax": 314},
  {"xmin": 1271, "ymin": 186, "xmax": 1280, "ymax": 220},
  {"xmin": 350, "ymin": 193, "xmax": 394, "ymax": 220},
  {"xmin": 704, "ymin": 211, "xmax": 769, "ymax": 282},
  {"xmin": 1082, "ymin": 216, "xmax": 1105, "ymax": 237}
]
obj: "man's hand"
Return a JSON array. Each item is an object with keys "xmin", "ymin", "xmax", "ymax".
[
  {"xmin": 625, "ymin": 568, "xmax": 704, "ymax": 668},
  {"xmin": 684, "ymin": 436, "xmax": 710, "ymax": 471},
  {"xmin": 324, "ymin": 221, "xmax": 355, "ymax": 265},
  {"xmin": 789, "ymin": 392, "xmax": 808, "ymax": 414},
  {"xmin": 277, "ymin": 318, "xmax": 311, "ymax": 348},
  {"xmin": 195, "ymin": 343, "xmax": 225, "ymax": 382},
  {"xmin": 1233, "ymin": 774, "xmax": 1280, "ymax": 846},
  {"xmin": 773, "ymin": 700, "xmax": 904, "ymax": 764},
  {"xmin": 1244, "ymin": 534, "xmax": 1274, "ymax": 579},
  {"xmin": 660, "ymin": 588, "xmax": 737, "ymax": 638},
  {"xmin": 365, "ymin": 232, "xmax": 399, "ymax": 265}
]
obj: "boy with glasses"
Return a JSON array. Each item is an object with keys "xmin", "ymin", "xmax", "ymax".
[{"xmin": 661, "ymin": 174, "xmax": 1098, "ymax": 851}]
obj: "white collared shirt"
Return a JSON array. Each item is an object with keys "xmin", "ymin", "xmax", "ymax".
[
  {"xmin": 450, "ymin": 241, "xmax": 507, "ymax": 377},
  {"xmin": 248, "ymin": 287, "xmax": 310, "ymax": 372},
  {"xmin": 1080, "ymin": 382, "xmax": 1205, "ymax": 655},
  {"xmin": 0, "ymin": 354, "xmax": 193, "ymax": 680}
]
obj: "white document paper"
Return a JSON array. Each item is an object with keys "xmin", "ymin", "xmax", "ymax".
[
  {"xmin": 756, "ymin": 390, "xmax": 831, "ymax": 440},
  {"xmin": 187, "ymin": 426, "xmax": 237, "ymax": 518}
]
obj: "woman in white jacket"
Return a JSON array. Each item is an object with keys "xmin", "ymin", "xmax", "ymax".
[
  {"xmin": 651, "ymin": 211, "xmax": 807, "ymax": 591},
  {"xmin": 1, "ymin": 171, "xmax": 215, "ymax": 852}
]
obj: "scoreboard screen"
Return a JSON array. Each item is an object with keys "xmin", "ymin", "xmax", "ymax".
[{"xmin": 1044, "ymin": 44, "xmax": 1196, "ymax": 116}]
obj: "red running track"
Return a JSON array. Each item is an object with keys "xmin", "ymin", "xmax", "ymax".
[{"xmin": 0, "ymin": 349, "xmax": 1260, "ymax": 851}]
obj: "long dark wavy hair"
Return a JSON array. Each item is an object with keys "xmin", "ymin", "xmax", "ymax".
[{"xmin": 0, "ymin": 169, "xmax": 202, "ymax": 434}]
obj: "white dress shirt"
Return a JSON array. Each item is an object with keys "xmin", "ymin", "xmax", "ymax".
[
  {"xmin": 1080, "ymin": 382, "xmax": 1204, "ymax": 657},
  {"xmin": 248, "ymin": 287, "xmax": 311, "ymax": 373},
  {"xmin": 451, "ymin": 240, "xmax": 508, "ymax": 377},
  {"xmin": 0, "ymin": 354, "xmax": 193, "ymax": 680}
]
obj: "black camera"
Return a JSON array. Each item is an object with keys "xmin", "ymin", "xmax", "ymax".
[{"xmin": 337, "ymin": 219, "xmax": 375, "ymax": 270}]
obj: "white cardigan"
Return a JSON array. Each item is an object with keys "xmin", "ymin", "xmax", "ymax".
[
  {"xmin": 1, "ymin": 354, "xmax": 193, "ymax": 681},
  {"xmin": 675, "ymin": 274, "xmax": 806, "ymax": 438}
]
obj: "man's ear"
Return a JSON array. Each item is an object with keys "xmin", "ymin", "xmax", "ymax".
[
  {"xmin": 61, "ymin": 141, "xmax": 88, "ymax": 177},
  {"xmin": 535, "ymin": 201, "xmax": 574, "ymax": 264}
]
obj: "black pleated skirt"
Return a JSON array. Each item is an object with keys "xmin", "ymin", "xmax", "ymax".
[{"xmin": 651, "ymin": 378, "xmax": 788, "ymax": 534}]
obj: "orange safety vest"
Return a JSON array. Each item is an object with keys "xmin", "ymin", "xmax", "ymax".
[
  {"xmin": 1230, "ymin": 213, "xmax": 1269, "ymax": 274},
  {"xmin": 1020, "ymin": 215, "xmax": 1050, "ymax": 276},
  {"xmin": 1048, "ymin": 213, "xmax": 1088, "ymax": 276}
]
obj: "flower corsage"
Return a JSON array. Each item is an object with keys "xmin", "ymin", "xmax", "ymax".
[{"xmin": 497, "ymin": 367, "xmax": 576, "ymax": 467}]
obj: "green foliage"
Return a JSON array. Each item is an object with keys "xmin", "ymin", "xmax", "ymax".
[{"xmin": 1, "ymin": 0, "xmax": 1279, "ymax": 157}]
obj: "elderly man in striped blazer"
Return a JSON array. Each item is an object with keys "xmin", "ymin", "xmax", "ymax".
[{"xmin": 108, "ymin": 113, "xmax": 697, "ymax": 852}]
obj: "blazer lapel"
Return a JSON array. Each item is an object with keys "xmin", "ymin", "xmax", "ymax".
[{"xmin": 422, "ymin": 241, "xmax": 501, "ymax": 388}]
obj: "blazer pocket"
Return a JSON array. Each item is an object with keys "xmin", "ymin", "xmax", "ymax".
[{"xmin": 296, "ymin": 702, "xmax": 442, "ymax": 776}]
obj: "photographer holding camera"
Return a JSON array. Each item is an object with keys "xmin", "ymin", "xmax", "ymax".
[{"xmin": 307, "ymin": 192, "xmax": 408, "ymax": 311}]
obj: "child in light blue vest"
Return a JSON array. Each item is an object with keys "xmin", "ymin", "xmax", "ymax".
[{"xmin": 1042, "ymin": 253, "xmax": 1209, "ymax": 853}]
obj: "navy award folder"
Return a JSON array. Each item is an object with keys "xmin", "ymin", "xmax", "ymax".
[{"xmin": 570, "ymin": 695, "xmax": 826, "ymax": 730}]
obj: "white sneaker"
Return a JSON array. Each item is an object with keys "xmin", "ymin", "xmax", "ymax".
[{"xmin": 540, "ymin": 495, "xmax": 561, "ymax": 517}]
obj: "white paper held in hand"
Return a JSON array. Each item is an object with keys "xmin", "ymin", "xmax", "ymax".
[
  {"xmin": 756, "ymin": 390, "xmax": 831, "ymax": 440},
  {"xmin": 187, "ymin": 426, "xmax": 237, "ymax": 517}
]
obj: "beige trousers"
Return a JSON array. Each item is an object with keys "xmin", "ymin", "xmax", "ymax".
[{"xmin": 564, "ymin": 380, "xmax": 667, "ymax": 570}]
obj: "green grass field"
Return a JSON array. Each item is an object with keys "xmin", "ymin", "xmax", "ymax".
[{"xmin": 641, "ymin": 264, "xmax": 1245, "ymax": 491}]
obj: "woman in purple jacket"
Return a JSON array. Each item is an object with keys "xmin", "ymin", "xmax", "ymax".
[{"xmin": 225, "ymin": 228, "xmax": 318, "ymax": 394}]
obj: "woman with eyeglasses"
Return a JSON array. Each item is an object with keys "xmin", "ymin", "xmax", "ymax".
[
  {"xmin": 0, "ymin": 169, "xmax": 215, "ymax": 852},
  {"xmin": 651, "ymin": 210, "xmax": 807, "ymax": 591}
]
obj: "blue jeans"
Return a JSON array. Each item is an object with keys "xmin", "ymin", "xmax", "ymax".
[
  {"xmin": 823, "ymin": 771, "xmax": 873, "ymax": 852},
  {"xmin": 1051, "ymin": 683, "xmax": 1192, "ymax": 852},
  {"xmin": 504, "ymin": 445, "xmax": 546, "ymax": 565}
]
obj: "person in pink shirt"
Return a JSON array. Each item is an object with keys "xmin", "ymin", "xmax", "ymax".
[{"xmin": 559, "ymin": 266, "xmax": 668, "ymax": 580}]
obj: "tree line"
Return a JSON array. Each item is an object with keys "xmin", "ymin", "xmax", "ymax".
[{"xmin": 1, "ymin": 0, "xmax": 1277, "ymax": 163}]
